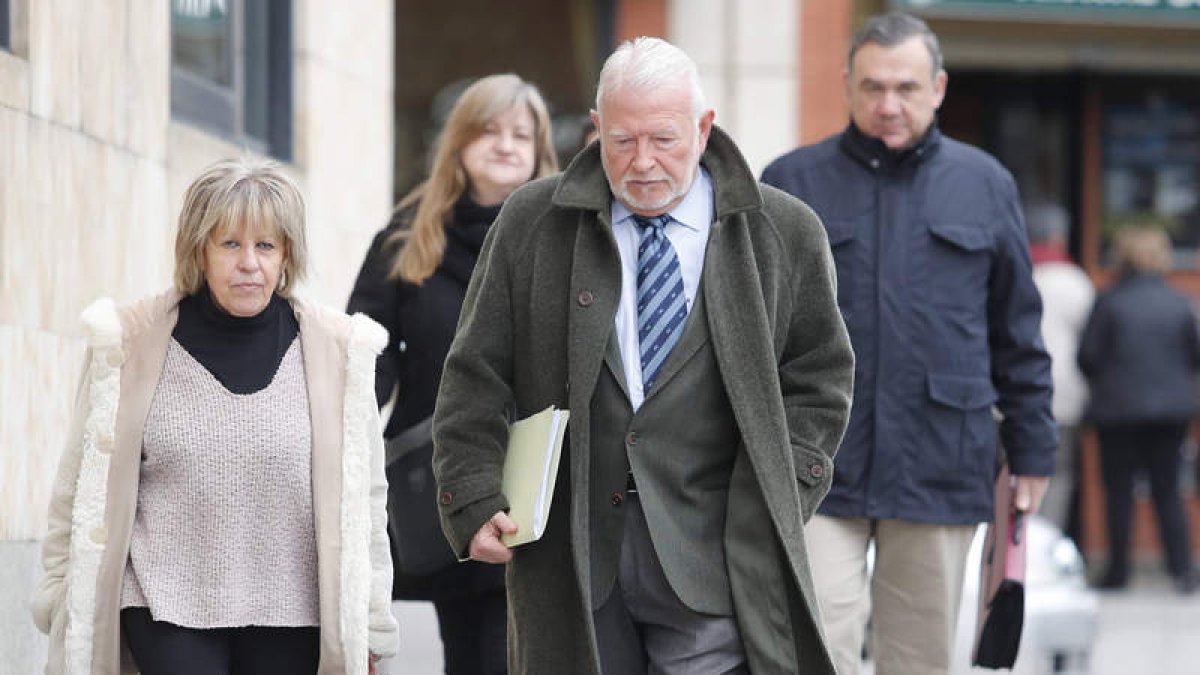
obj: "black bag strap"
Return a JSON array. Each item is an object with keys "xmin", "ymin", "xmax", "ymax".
[{"xmin": 385, "ymin": 415, "xmax": 433, "ymax": 467}]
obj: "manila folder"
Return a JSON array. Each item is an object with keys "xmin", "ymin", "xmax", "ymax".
[{"xmin": 500, "ymin": 406, "xmax": 569, "ymax": 547}]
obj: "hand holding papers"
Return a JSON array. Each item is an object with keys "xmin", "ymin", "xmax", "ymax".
[{"xmin": 500, "ymin": 406, "xmax": 570, "ymax": 548}]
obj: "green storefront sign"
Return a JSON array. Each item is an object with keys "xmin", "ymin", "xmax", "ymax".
[{"xmin": 892, "ymin": 0, "xmax": 1200, "ymax": 15}]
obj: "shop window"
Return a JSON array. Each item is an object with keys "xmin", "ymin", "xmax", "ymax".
[
  {"xmin": 1102, "ymin": 80, "xmax": 1200, "ymax": 268},
  {"xmin": 171, "ymin": 0, "xmax": 293, "ymax": 161}
]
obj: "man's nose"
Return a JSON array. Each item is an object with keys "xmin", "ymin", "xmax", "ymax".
[
  {"xmin": 878, "ymin": 90, "xmax": 901, "ymax": 116},
  {"xmin": 632, "ymin": 139, "xmax": 656, "ymax": 172}
]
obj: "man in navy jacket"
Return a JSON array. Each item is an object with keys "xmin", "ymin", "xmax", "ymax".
[{"xmin": 762, "ymin": 12, "xmax": 1056, "ymax": 675}]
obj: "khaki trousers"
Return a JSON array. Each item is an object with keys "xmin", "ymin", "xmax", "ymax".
[{"xmin": 806, "ymin": 515, "xmax": 975, "ymax": 675}]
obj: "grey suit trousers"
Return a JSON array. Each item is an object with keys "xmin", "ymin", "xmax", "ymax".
[{"xmin": 593, "ymin": 493, "xmax": 747, "ymax": 675}]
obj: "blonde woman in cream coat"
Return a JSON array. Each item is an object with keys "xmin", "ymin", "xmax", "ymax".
[{"xmin": 32, "ymin": 158, "xmax": 398, "ymax": 675}]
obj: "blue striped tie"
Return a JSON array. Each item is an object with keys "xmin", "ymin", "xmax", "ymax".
[{"xmin": 634, "ymin": 214, "xmax": 688, "ymax": 391}]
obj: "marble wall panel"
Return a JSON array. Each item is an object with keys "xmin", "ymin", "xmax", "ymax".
[
  {"xmin": 28, "ymin": 0, "xmax": 83, "ymax": 128},
  {"xmin": 0, "ymin": 325, "xmax": 84, "ymax": 541},
  {"xmin": 0, "ymin": 50, "xmax": 31, "ymax": 110},
  {"xmin": 297, "ymin": 58, "xmax": 393, "ymax": 306},
  {"xmin": 734, "ymin": 0, "xmax": 797, "ymax": 69},
  {"xmin": 125, "ymin": 0, "xmax": 170, "ymax": 161},
  {"xmin": 298, "ymin": 0, "xmax": 393, "ymax": 91},
  {"xmin": 669, "ymin": 0, "xmax": 727, "ymax": 69},
  {"xmin": 79, "ymin": 0, "xmax": 124, "ymax": 146},
  {"xmin": 731, "ymin": 73, "xmax": 797, "ymax": 176}
]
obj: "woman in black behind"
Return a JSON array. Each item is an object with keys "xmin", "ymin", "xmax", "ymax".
[
  {"xmin": 1078, "ymin": 226, "xmax": 1200, "ymax": 593},
  {"xmin": 347, "ymin": 73, "xmax": 557, "ymax": 673}
]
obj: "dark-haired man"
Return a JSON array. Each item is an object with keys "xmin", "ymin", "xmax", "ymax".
[{"xmin": 763, "ymin": 12, "xmax": 1055, "ymax": 675}]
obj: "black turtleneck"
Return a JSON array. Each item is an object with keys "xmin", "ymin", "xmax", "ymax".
[
  {"xmin": 840, "ymin": 121, "xmax": 940, "ymax": 173},
  {"xmin": 173, "ymin": 289, "xmax": 300, "ymax": 394},
  {"xmin": 442, "ymin": 196, "xmax": 500, "ymax": 286}
]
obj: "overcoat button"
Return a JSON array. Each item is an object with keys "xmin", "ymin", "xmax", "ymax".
[
  {"xmin": 97, "ymin": 434, "xmax": 115, "ymax": 455},
  {"xmin": 90, "ymin": 527, "xmax": 107, "ymax": 544},
  {"xmin": 625, "ymin": 431, "xmax": 638, "ymax": 446},
  {"xmin": 440, "ymin": 491, "xmax": 453, "ymax": 506},
  {"xmin": 809, "ymin": 463, "xmax": 824, "ymax": 479},
  {"xmin": 611, "ymin": 492, "xmax": 624, "ymax": 506},
  {"xmin": 578, "ymin": 290, "xmax": 594, "ymax": 307}
]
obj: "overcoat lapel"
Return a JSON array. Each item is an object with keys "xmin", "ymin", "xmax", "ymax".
[{"xmin": 295, "ymin": 304, "xmax": 348, "ymax": 673}]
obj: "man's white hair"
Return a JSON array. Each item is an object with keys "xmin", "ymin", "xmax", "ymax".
[{"xmin": 595, "ymin": 37, "xmax": 707, "ymax": 121}]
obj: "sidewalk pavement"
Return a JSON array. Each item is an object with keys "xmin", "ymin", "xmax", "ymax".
[
  {"xmin": 381, "ymin": 601, "xmax": 443, "ymax": 674},
  {"xmin": 384, "ymin": 572, "xmax": 1200, "ymax": 675},
  {"xmin": 1090, "ymin": 571, "xmax": 1200, "ymax": 675}
]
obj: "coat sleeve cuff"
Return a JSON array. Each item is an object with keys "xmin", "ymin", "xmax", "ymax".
[
  {"xmin": 441, "ymin": 492, "xmax": 510, "ymax": 558},
  {"xmin": 369, "ymin": 619, "xmax": 400, "ymax": 658},
  {"xmin": 1007, "ymin": 444, "xmax": 1057, "ymax": 477}
]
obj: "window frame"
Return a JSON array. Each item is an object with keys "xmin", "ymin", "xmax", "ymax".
[
  {"xmin": 1, "ymin": 0, "xmax": 10, "ymax": 51},
  {"xmin": 170, "ymin": 0, "xmax": 293, "ymax": 161}
]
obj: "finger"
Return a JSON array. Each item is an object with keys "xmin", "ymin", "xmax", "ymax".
[
  {"xmin": 1013, "ymin": 482, "xmax": 1032, "ymax": 512},
  {"xmin": 470, "ymin": 536, "xmax": 513, "ymax": 563},
  {"xmin": 492, "ymin": 511, "xmax": 519, "ymax": 535}
]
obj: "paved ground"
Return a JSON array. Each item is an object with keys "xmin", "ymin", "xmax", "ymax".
[
  {"xmin": 384, "ymin": 570, "xmax": 1200, "ymax": 675},
  {"xmin": 1089, "ymin": 572, "xmax": 1200, "ymax": 675}
]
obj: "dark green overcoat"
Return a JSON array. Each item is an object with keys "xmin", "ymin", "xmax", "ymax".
[{"xmin": 433, "ymin": 127, "xmax": 854, "ymax": 674}]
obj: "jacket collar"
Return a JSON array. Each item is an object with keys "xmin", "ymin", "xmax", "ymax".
[
  {"xmin": 839, "ymin": 121, "xmax": 941, "ymax": 174},
  {"xmin": 551, "ymin": 125, "xmax": 763, "ymax": 222}
]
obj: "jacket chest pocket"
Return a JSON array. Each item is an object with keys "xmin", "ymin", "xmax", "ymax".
[{"xmin": 921, "ymin": 221, "xmax": 992, "ymax": 312}]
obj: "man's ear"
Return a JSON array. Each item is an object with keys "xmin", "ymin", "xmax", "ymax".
[
  {"xmin": 697, "ymin": 109, "xmax": 716, "ymax": 151},
  {"xmin": 932, "ymin": 69, "xmax": 948, "ymax": 110}
]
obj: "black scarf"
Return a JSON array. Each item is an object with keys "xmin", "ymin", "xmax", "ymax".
[{"xmin": 442, "ymin": 196, "xmax": 501, "ymax": 286}]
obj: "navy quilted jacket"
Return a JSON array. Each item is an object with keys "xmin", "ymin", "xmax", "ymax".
[{"xmin": 762, "ymin": 124, "xmax": 1056, "ymax": 524}]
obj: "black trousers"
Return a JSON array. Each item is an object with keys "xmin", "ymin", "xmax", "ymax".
[
  {"xmin": 120, "ymin": 607, "xmax": 319, "ymax": 675},
  {"xmin": 429, "ymin": 566, "xmax": 508, "ymax": 675},
  {"xmin": 1096, "ymin": 422, "xmax": 1194, "ymax": 580}
]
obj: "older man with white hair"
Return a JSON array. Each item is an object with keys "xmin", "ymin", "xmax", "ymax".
[{"xmin": 432, "ymin": 37, "xmax": 853, "ymax": 674}]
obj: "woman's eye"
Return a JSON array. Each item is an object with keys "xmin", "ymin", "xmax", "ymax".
[
  {"xmin": 257, "ymin": 241, "xmax": 276, "ymax": 251},
  {"xmin": 221, "ymin": 240, "xmax": 239, "ymax": 249}
]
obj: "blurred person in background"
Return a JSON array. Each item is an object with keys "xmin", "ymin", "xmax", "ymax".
[
  {"xmin": 1078, "ymin": 226, "xmax": 1199, "ymax": 594},
  {"xmin": 1027, "ymin": 202, "xmax": 1094, "ymax": 545},
  {"xmin": 33, "ymin": 158, "xmax": 397, "ymax": 675},
  {"xmin": 761, "ymin": 12, "xmax": 1056, "ymax": 675},
  {"xmin": 346, "ymin": 73, "xmax": 557, "ymax": 675}
]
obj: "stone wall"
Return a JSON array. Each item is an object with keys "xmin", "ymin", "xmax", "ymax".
[{"xmin": 0, "ymin": 0, "xmax": 393, "ymax": 669}]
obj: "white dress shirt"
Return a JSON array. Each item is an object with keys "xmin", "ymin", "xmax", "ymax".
[{"xmin": 610, "ymin": 167, "xmax": 714, "ymax": 410}]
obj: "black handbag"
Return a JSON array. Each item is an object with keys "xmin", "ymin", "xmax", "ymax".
[{"xmin": 384, "ymin": 416, "xmax": 458, "ymax": 577}]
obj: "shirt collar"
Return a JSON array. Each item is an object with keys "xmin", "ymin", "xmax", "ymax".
[{"xmin": 611, "ymin": 167, "xmax": 713, "ymax": 232}]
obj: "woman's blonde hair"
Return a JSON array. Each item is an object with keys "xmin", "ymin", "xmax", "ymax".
[
  {"xmin": 388, "ymin": 73, "xmax": 557, "ymax": 284},
  {"xmin": 1114, "ymin": 226, "xmax": 1172, "ymax": 275},
  {"xmin": 174, "ymin": 157, "xmax": 308, "ymax": 296}
]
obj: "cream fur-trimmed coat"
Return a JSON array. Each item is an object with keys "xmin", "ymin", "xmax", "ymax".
[{"xmin": 31, "ymin": 289, "xmax": 399, "ymax": 675}]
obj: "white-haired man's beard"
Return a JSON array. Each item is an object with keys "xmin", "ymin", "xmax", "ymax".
[{"xmin": 602, "ymin": 154, "xmax": 697, "ymax": 214}]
